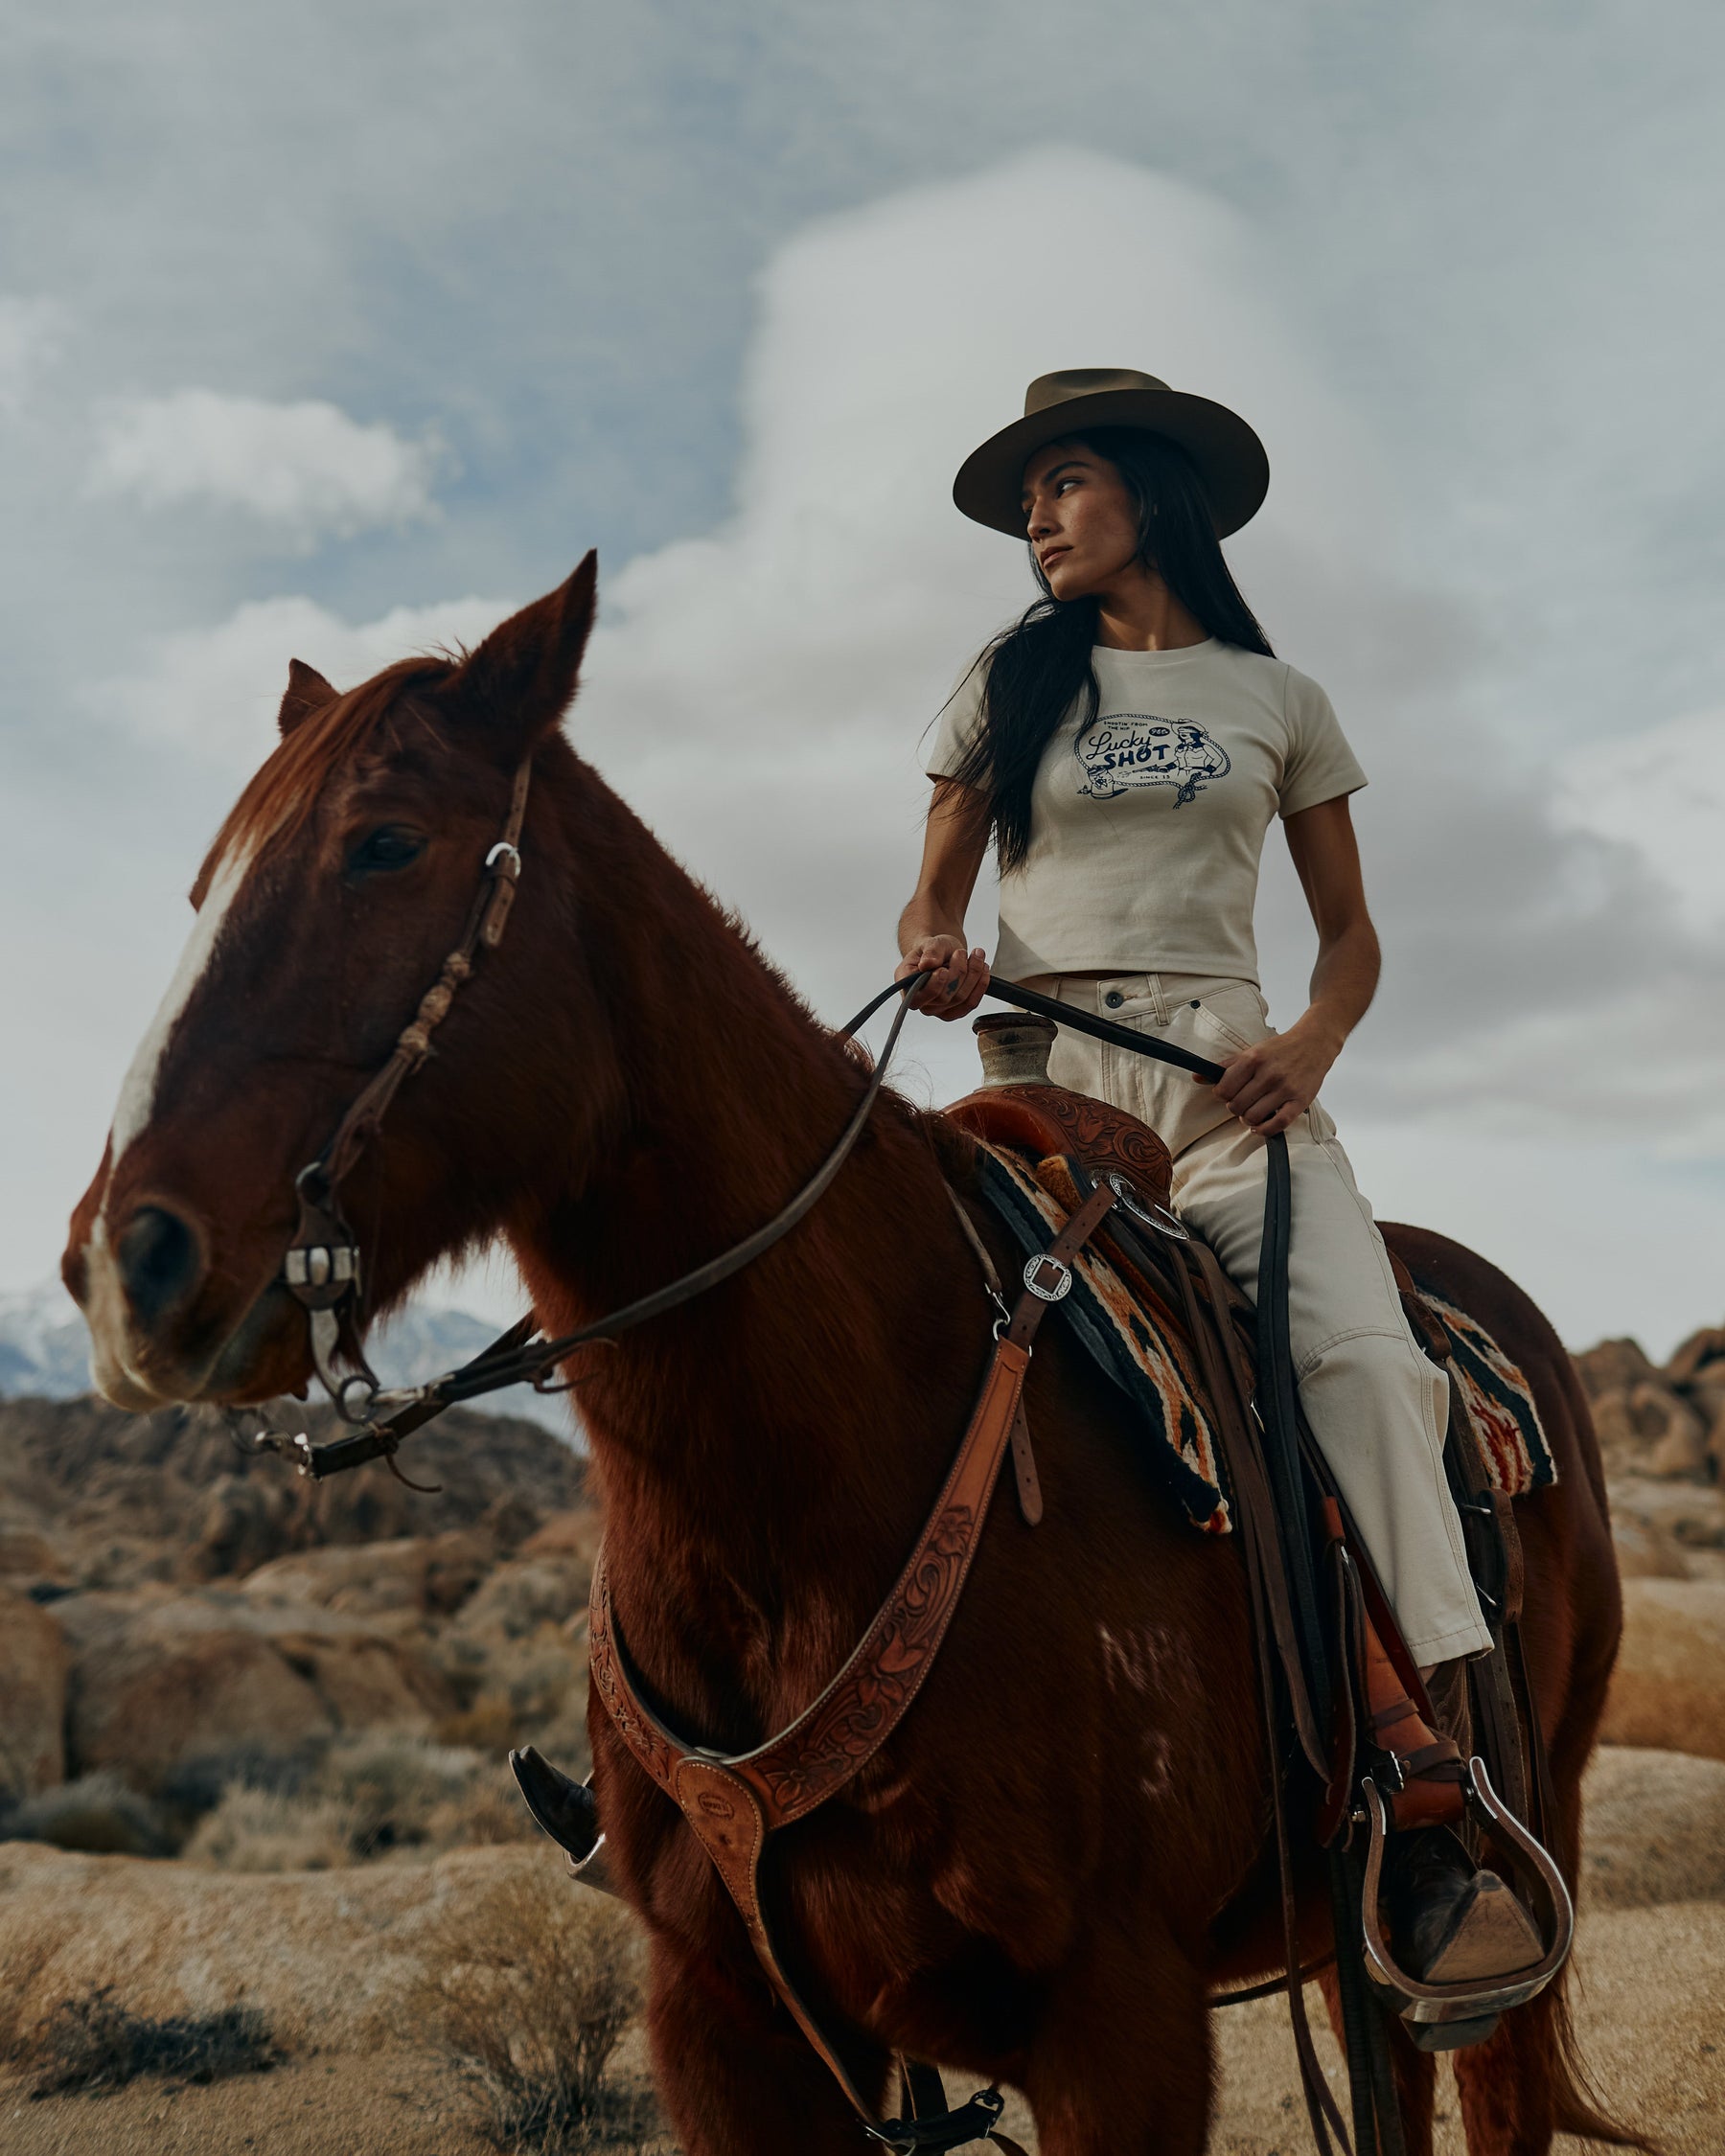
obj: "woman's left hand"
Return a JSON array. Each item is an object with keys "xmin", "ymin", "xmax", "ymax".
[{"xmin": 1196, "ymin": 1019, "xmax": 1341, "ymax": 1136}]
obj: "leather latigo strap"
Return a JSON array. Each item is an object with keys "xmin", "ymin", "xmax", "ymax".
[{"xmin": 586, "ymin": 1181, "xmax": 1116, "ymax": 2146}]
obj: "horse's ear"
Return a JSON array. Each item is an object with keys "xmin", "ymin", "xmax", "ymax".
[
  {"xmin": 279, "ymin": 659, "xmax": 338, "ymax": 737},
  {"xmin": 439, "ymin": 552, "xmax": 598, "ymax": 756}
]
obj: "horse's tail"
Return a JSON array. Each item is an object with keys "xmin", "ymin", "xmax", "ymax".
[{"xmin": 1545, "ymin": 1982, "xmax": 1657, "ymax": 2153}]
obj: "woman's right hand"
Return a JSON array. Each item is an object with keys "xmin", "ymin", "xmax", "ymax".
[{"xmin": 896, "ymin": 934, "xmax": 990, "ymax": 1020}]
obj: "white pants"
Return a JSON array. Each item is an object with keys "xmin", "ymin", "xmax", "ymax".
[{"xmin": 1024, "ymin": 970, "xmax": 1491, "ymax": 1665}]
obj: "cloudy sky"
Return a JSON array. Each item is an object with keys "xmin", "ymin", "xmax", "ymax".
[{"xmin": 3, "ymin": 2, "xmax": 1721, "ymax": 1356}]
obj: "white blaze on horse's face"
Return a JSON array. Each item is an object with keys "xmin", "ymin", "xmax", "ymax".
[
  {"xmin": 77, "ymin": 845, "xmax": 255, "ymax": 1408},
  {"xmin": 109, "ymin": 848, "xmax": 255, "ymax": 1168}
]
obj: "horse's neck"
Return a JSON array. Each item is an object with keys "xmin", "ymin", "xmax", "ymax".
[{"xmin": 512, "ymin": 767, "xmax": 981, "ymax": 1742}]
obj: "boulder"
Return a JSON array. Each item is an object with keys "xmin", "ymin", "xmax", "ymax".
[
  {"xmin": 57, "ymin": 1589, "xmax": 334, "ymax": 1792},
  {"xmin": 1693, "ymin": 1377, "xmax": 1725, "ymax": 1480},
  {"xmin": 1610, "ymin": 1475, "xmax": 1725, "ymax": 1553},
  {"xmin": 519, "ymin": 1507, "xmax": 602, "ymax": 1565},
  {"xmin": 1593, "ymin": 1383, "xmax": 1710, "ymax": 1479},
  {"xmin": 181, "ymin": 1470, "xmax": 295, "ymax": 1582},
  {"xmin": 1582, "ymin": 1745, "xmax": 1725, "ymax": 1908},
  {"xmin": 1666, "ymin": 1324, "xmax": 1725, "ymax": 1388},
  {"xmin": 1599, "ymin": 1579, "xmax": 1725, "ymax": 1761},
  {"xmin": 264, "ymin": 1621, "xmax": 457, "ymax": 1731},
  {"xmin": 240, "ymin": 1532, "xmax": 493, "ymax": 1621},
  {"xmin": 1572, "ymin": 1338, "xmax": 1660, "ymax": 1401},
  {"xmin": 1613, "ymin": 1513, "xmax": 1690, "ymax": 1581},
  {"xmin": 0, "ymin": 1585, "xmax": 70, "ymax": 1800},
  {"xmin": 0, "ymin": 1525, "xmax": 73, "ymax": 1594},
  {"xmin": 449, "ymin": 1555, "xmax": 589, "ymax": 1646},
  {"xmin": 52, "ymin": 1588, "xmax": 458, "ymax": 1794}
]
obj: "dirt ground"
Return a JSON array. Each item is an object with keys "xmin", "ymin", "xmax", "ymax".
[
  {"xmin": 3, "ymin": 1748, "xmax": 1721, "ymax": 2154},
  {"xmin": 1, "ymin": 1900, "xmax": 1715, "ymax": 2154}
]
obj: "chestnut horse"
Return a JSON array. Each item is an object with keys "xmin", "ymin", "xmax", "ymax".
[{"xmin": 66, "ymin": 560, "xmax": 1632, "ymax": 2156}]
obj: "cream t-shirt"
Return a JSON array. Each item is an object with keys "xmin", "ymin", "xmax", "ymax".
[{"xmin": 926, "ymin": 639, "xmax": 1367, "ymax": 983}]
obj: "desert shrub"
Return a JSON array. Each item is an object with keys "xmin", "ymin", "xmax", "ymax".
[
  {"xmin": 422, "ymin": 1762, "xmax": 541, "ymax": 1851},
  {"xmin": 409, "ymin": 1869, "xmax": 646, "ymax": 2151},
  {"xmin": 0, "ymin": 1772, "xmax": 174, "ymax": 1856},
  {"xmin": 512, "ymin": 1703, "xmax": 592, "ymax": 1788},
  {"xmin": 25, "ymin": 1987, "xmax": 276, "ymax": 2095},
  {"xmin": 159, "ymin": 1739, "xmax": 326, "ymax": 1815},
  {"xmin": 182, "ymin": 1733, "xmax": 547, "ymax": 1869},
  {"xmin": 317, "ymin": 1732, "xmax": 487, "ymax": 1854},
  {"xmin": 439, "ymin": 1700, "xmax": 523, "ymax": 1752},
  {"xmin": 182, "ymin": 1785, "xmax": 360, "ymax": 1871}
]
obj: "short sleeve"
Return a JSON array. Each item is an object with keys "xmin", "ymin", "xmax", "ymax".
[
  {"xmin": 925, "ymin": 655, "xmax": 989, "ymax": 783},
  {"xmin": 1278, "ymin": 665, "xmax": 1368, "ymax": 818}
]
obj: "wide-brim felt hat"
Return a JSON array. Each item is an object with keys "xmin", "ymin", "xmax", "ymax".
[{"xmin": 953, "ymin": 368, "xmax": 1270, "ymax": 539}]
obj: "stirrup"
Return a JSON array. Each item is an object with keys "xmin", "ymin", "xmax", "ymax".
[
  {"xmin": 1358, "ymin": 1756, "xmax": 1573, "ymax": 2050},
  {"xmin": 509, "ymin": 1745, "xmax": 620, "ymax": 1895}
]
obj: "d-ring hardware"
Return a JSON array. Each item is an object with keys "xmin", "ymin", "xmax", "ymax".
[
  {"xmin": 1104, "ymin": 1171, "xmax": 1188, "ymax": 1241},
  {"xmin": 1023, "ymin": 1253, "xmax": 1073, "ymax": 1302}
]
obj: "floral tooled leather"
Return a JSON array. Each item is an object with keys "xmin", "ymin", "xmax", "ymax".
[{"xmin": 945, "ymin": 1081, "xmax": 1172, "ymax": 1203}]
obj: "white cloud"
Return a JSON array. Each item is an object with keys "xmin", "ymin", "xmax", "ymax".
[
  {"xmin": 0, "ymin": 296, "xmax": 64, "ymax": 418},
  {"xmin": 104, "ymin": 150, "xmax": 1723, "ymax": 1164},
  {"xmin": 86, "ymin": 389, "xmax": 439, "ymax": 544},
  {"xmin": 103, "ymin": 592, "xmax": 516, "ymax": 768},
  {"xmin": 567, "ymin": 149, "xmax": 1725, "ymax": 1157},
  {"xmin": 1553, "ymin": 705, "xmax": 1725, "ymax": 934}
]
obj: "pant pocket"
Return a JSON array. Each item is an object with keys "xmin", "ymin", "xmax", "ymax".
[{"xmin": 1183, "ymin": 983, "xmax": 1272, "ymax": 1057}]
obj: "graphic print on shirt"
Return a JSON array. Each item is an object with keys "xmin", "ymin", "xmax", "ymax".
[{"xmin": 1074, "ymin": 713, "xmax": 1231, "ymax": 806}]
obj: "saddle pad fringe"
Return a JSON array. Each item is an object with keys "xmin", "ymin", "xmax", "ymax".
[
  {"xmin": 1418, "ymin": 1287, "xmax": 1558, "ymax": 1497},
  {"xmin": 973, "ymin": 1144, "xmax": 1230, "ymax": 1534}
]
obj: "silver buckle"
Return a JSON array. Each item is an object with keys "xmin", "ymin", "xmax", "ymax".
[
  {"xmin": 284, "ymin": 1244, "xmax": 358, "ymax": 1290},
  {"xmin": 1022, "ymin": 1253, "xmax": 1073, "ymax": 1302},
  {"xmin": 1104, "ymin": 1172, "xmax": 1188, "ymax": 1241}
]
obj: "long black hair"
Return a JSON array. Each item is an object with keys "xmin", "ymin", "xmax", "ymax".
[{"xmin": 946, "ymin": 426, "xmax": 1274, "ymax": 872}]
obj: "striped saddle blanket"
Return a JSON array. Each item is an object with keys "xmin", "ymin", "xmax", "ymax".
[{"xmin": 971, "ymin": 1141, "xmax": 1556, "ymax": 1539}]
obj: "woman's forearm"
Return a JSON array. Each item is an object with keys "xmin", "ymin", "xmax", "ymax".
[
  {"xmin": 1296, "ymin": 917, "xmax": 1380, "ymax": 1052},
  {"xmin": 899, "ymin": 780, "xmax": 989, "ymax": 956}
]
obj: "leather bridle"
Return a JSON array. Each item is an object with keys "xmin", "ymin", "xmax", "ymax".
[{"xmin": 271, "ymin": 753, "xmax": 533, "ymax": 1422}]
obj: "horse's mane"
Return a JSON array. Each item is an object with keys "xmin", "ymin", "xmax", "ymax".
[{"xmin": 191, "ymin": 655, "xmax": 454, "ymax": 906}]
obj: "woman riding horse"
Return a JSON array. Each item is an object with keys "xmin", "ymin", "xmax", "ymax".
[{"xmin": 896, "ymin": 368, "xmax": 1499, "ymax": 1959}]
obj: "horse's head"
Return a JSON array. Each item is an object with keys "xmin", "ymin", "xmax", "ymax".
[{"xmin": 64, "ymin": 555, "xmax": 605, "ymax": 1411}]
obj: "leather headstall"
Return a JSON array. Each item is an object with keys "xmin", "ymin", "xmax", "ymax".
[
  {"xmin": 586, "ymin": 1176, "xmax": 1117, "ymax": 2153},
  {"xmin": 279, "ymin": 755, "xmax": 534, "ymax": 1422}
]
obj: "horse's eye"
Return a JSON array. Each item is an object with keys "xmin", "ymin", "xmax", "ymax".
[{"xmin": 348, "ymin": 826, "xmax": 425, "ymax": 877}]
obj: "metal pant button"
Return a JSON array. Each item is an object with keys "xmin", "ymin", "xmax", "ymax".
[{"xmin": 1104, "ymin": 990, "xmax": 1124, "ymax": 1009}]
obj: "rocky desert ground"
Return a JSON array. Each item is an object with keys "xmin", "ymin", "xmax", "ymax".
[{"xmin": 2, "ymin": 1321, "xmax": 1723, "ymax": 2153}]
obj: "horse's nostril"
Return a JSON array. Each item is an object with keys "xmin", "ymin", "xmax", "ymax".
[{"xmin": 116, "ymin": 1204, "xmax": 204, "ymax": 1326}]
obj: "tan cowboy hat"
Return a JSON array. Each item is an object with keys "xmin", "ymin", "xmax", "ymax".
[{"xmin": 953, "ymin": 368, "xmax": 1269, "ymax": 539}]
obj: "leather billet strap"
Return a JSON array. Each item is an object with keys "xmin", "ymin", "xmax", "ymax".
[{"xmin": 586, "ymin": 1180, "xmax": 1116, "ymax": 2149}]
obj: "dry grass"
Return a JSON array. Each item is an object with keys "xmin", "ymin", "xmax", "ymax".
[
  {"xmin": 183, "ymin": 1785, "xmax": 361, "ymax": 1871},
  {"xmin": 182, "ymin": 1733, "xmax": 541, "ymax": 1871},
  {"xmin": 406, "ymin": 1867, "xmax": 650, "ymax": 2152},
  {"xmin": 0, "ymin": 1771, "xmax": 174, "ymax": 1856},
  {"xmin": 18, "ymin": 1986, "xmax": 277, "ymax": 2097}
]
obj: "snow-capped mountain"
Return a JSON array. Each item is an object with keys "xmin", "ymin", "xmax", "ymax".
[{"xmin": 0, "ymin": 1279, "xmax": 575, "ymax": 1436}]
